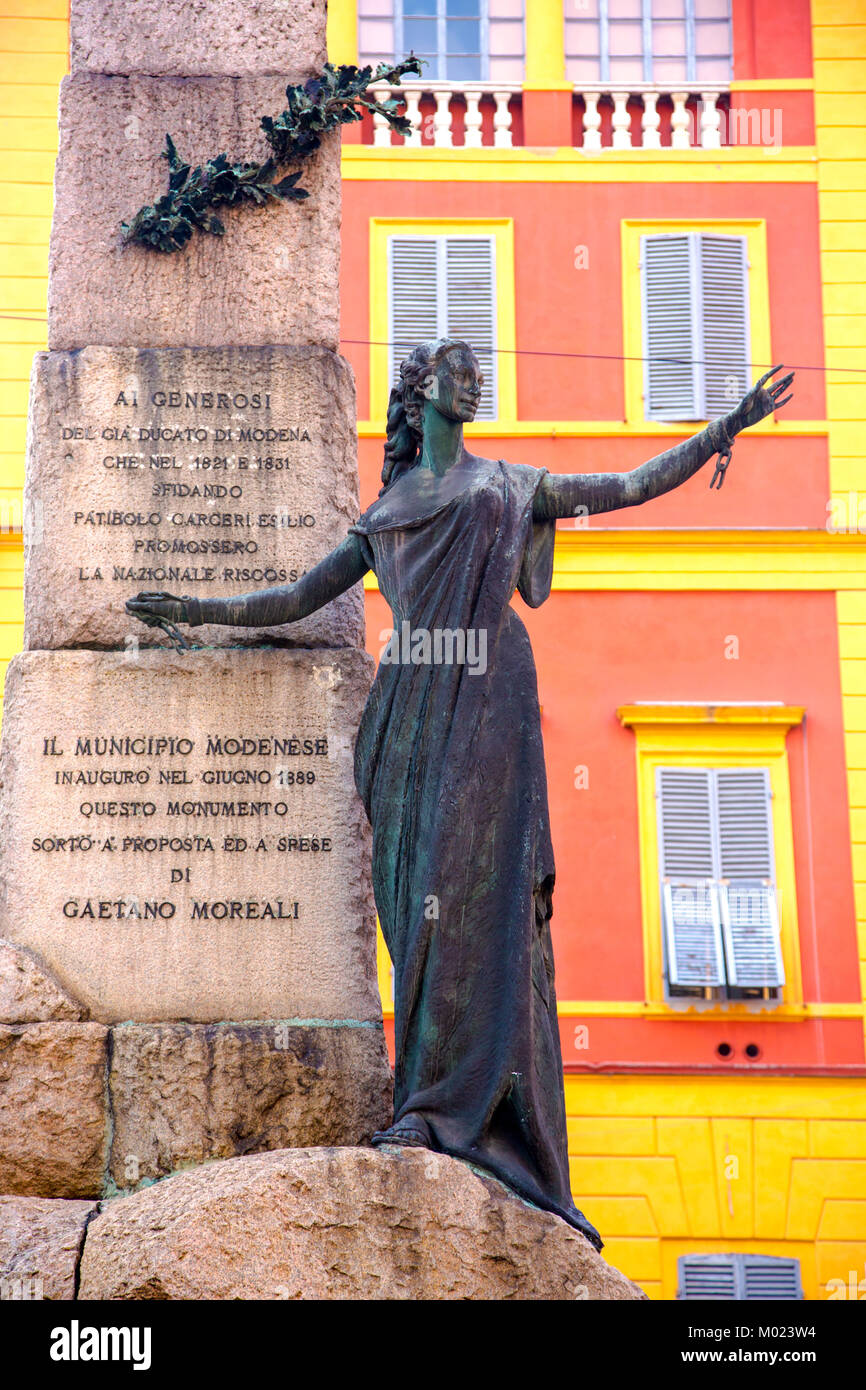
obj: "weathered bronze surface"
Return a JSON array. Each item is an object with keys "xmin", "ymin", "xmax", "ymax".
[{"xmin": 128, "ymin": 341, "xmax": 794, "ymax": 1251}]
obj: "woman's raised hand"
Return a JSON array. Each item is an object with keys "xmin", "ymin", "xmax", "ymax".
[
  {"xmin": 727, "ymin": 364, "xmax": 795, "ymax": 435},
  {"xmin": 125, "ymin": 591, "xmax": 189, "ymax": 628}
]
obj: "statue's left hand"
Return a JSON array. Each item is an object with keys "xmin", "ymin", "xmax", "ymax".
[
  {"xmin": 727, "ymin": 364, "xmax": 794, "ymax": 435},
  {"xmin": 125, "ymin": 591, "xmax": 189, "ymax": 628}
]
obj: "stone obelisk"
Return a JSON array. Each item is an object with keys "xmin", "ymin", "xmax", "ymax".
[{"xmin": 0, "ymin": 0, "xmax": 391, "ymax": 1220}]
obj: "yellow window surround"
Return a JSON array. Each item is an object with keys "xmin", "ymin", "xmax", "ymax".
[
  {"xmin": 368, "ymin": 216, "xmax": 517, "ymax": 426},
  {"xmin": 618, "ymin": 703, "xmax": 806, "ymax": 1018},
  {"xmin": 620, "ymin": 218, "xmax": 772, "ymax": 431}
]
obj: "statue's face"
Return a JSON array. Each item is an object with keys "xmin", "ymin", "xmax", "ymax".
[{"xmin": 426, "ymin": 346, "xmax": 483, "ymax": 423}]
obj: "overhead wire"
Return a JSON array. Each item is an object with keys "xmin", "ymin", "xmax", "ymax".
[{"xmin": 0, "ymin": 315, "xmax": 862, "ymax": 383}]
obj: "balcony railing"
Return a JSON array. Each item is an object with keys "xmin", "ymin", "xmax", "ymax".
[
  {"xmin": 363, "ymin": 82, "xmax": 732, "ymax": 151},
  {"xmin": 577, "ymin": 87, "xmax": 730, "ymax": 150},
  {"xmin": 369, "ymin": 81, "xmax": 520, "ymax": 148}
]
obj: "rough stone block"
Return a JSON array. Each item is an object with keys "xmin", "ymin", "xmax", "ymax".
[
  {"xmin": 0, "ymin": 939, "xmax": 86, "ymax": 1024},
  {"xmin": 78, "ymin": 1148, "xmax": 648, "ymax": 1300},
  {"xmin": 0, "ymin": 648, "xmax": 380, "ymax": 1025},
  {"xmin": 49, "ymin": 75, "xmax": 340, "ymax": 350},
  {"xmin": 70, "ymin": 0, "xmax": 326, "ymax": 78},
  {"xmin": 24, "ymin": 345, "xmax": 363, "ymax": 650},
  {"xmin": 0, "ymin": 1024, "xmax": 108, "ymax": 1198},
  {"xmin": 0, "ymin": 1196, "xmax": 96, "ymax": 1300},
  {"xmin": 108, "ymin": 1022, "xmax": 393, "ymax": 1187}
]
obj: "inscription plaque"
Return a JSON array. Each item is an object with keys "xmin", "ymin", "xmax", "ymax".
[
  {"xmin": 0, "ymin": 648, "xmax": 379, "ymax": 1024},
  {"xmin": 24, "ymin": 345, "xmax": 363, "ymax": 650}
]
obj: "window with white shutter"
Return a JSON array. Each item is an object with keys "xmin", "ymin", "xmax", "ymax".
[
  {"xmin": 656, "ymin": 766, "xmax": 783, "ymax": 1000},
  {"xmin": 388, "ymin": 234, "xmax": 498, "ymax": 419},
  {"xmin": 678, "ymin": 1253, "xmax": 803, "ymax": 1301},
  {"xmin": 641, "ymin": 231, "xmax": 750, "ymax": 422}
]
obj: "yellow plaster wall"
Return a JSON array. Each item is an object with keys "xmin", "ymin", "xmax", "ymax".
[
  {"xmin": 565, "ymin": 1074, "xmax": 866, "ymax": 1300},
  {"xmin": 812, "ymin": 0, "xmax": 866, "ymax": 1046},
  {"xmin": 0, "ymin": 2, "xmax": 65, "ymax": 703}
]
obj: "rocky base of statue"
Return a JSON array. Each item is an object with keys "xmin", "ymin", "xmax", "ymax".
[
  {"xmin": 0, "ymin": 939, "xmax": 393, "ymax": 1197},
  {"xmin": 7, "ymin": 1148, "xmax": 644, "ymax": 1301}
]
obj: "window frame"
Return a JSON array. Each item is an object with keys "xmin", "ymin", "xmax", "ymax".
[
  {"xmin": 395, "ymin": 0, "xmax": 489, "ymax": 83},
  {"xmin": 640, "ymin": 232, "xmax": 751, "ymax": 423},
  {"xmin": 369, "ymin": 216, "xmax": 517, "ymax": 426},
  {"xmin": 657, "ymin": 766, "xmax": 786, "ymax": 1001},
  {"xmin": 358, "ymin": 1, "xmax": 525, "ymax": 82},
  {"xmin": 617, "ymin": 703, "xmax": 805, "ymax": 1015},
  {"xmin": 564, "ymin": 0, "xmax": 733, "ymax": 88},
  {"xmin": 387, "ymin": 234, "xmax": 499, "ymax": 418},
  {"xmin": 620, "ymin": 219, "xmax": 772, "ymax": 428}
]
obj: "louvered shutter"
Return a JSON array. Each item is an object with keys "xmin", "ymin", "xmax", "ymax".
[
  {"xmin": 700, "ymin": 234, "xmax": 750, "ymax": 416},
  {"xmin": 642, "ymin": 232, "xmax": 750, "ymax": 422},
  {"xmin": 742, "ymin": 1255, "xmax": 803, "ymax": 1301},
  {"xmin": 677, "ymin": 1254, "xmax": 737, "ymax": 1300},
  {"xmin": 388, "ymin": 237, "xmax": 440, "ymax": 393},
  {"xmin": 642, "ymin": 234, "xmax": 697, "ymax": 420},
  {"xmin": 656, "ymin": 766, "xmax": 783, "ymax": 992},
  {"xmin": 663, "ymin": 882, "xmax": 725, "ymax": 988},
  {"xmin": 658, "ymin": 768, "xmax": 715, "ymax": 878},
  {"xmin": 716, "ymin": 769, "xmax": 783, "ymax": 988},
  {"xmin": 717, "ymin": 768, "xmax": 773, "ymax": 879},
  {"xmin": 720, "ymin": 882, "xmax": 783, "ymax": 986},
  {"xmin": 388, "ymin": 235, "xmax": 498, "ymax": 419},
  {"xmin": 444, "ymin": 237, "xmax": 497, "ymax": 420},
  {"xmin": 678, "ymin": 1254, "xmax": 803, "ymax": 1300},
  {"xmin": 657, "ymin": 768, "xmax": 726, "ymax": 987}
]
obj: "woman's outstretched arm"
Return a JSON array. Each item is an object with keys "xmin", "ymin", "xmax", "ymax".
[
  {"xmin": 533, "ymin": 366, "xmax": 794, "ymax": 521},
  {"xmin": 125, "ymin": 532, "xmax": 369, "ymax": 631}
]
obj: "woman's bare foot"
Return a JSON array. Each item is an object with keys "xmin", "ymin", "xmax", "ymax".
[{"xmin": 371, "ymin": 1112, "xmax": 432, "ymax": 1148}]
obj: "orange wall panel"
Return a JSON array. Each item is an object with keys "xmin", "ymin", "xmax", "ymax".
[
  {"xmin": 559, "ymin": 1016, "xmax": 864, "ymax": 1072},
  {"xmin": 342, "ymin": 180, "xmax": 826, "ymax": 428},
  {"xmin": 530, "ymin": 590, "xmax": 857, "ymax": 1002},
  {"xmin": 357, "ymin": 433, "xmax": 829, "ymax": 529},
  {"xmin": 732, "ymin": 0, "xmax": 814, "ymax": 82},
  {"xmin": 729, "ymin": 90, "xmax": 815, "ymax": 146},
  {"xmin": 363, "ymin": 586, "xmax": 859, "ymax": 1071},
  {"xmin": 522, "ymin": 89, "xmax": 573, "ymax": 148}
]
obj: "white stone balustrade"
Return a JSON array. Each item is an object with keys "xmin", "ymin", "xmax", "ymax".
[
  {"xmin": 578, "ymin": 88, "xmax": 728, "ymax": 151},
  {"xmin": 368, "ymin": 82, "xmax": 516, "ymax": 148},
  {"xmin": 364, "ymin": 83, "xmax": 727, "ymax": 151}
]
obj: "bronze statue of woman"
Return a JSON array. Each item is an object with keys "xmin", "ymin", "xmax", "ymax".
[{"xmin": 128, "ymin": 341, "xmax": 793, "ymax": 1252}]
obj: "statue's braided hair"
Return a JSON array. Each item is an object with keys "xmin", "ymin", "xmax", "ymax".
[{"xmin": 380, "ymin": 337, "xmax": 469, "ymax": 494}]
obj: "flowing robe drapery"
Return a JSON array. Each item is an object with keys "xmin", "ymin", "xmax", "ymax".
[{"xmin": 350, "ymin": 456, "xmax": 602, "ymax": 1250}]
